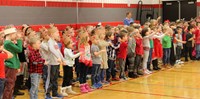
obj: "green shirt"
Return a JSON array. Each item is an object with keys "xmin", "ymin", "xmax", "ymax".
[
  {"xmin": 150, "ymin": 39, "xmax": 154, "ymax": 48},
  {"xmin": 4, "ymin": 39, "xmax": 22, "ymax": 69},
  {"xmin": 162, "ymin": 35, "xmax": 171, "ymax": 48}
]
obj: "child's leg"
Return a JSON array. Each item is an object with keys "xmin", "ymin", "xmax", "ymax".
[
  {"xmin": 142, "ymin": 50, "xmax": 149, "ymax": 69},
  {"xmin": 62, "ymin": 66, "xmax": 67, "ymax": 87},
  {"xmin": 30, "ymin": 73, "xmax": 41, "ymax": 99},
  {"xmin": 185, "ymin": 46, "xmax": 189, "ymax": 61},
  {"xmin": 91, "ymin": 64, "xmax": 98, "ymax": 85},
  {"xmin": 42, "ymin": 65, "xmax": 48, "ymax": 90},
  {"xmin": 196, "ymin": 44, "xmax": 200, "ymax": 59},
  {"xmin": 167, "ymin": 48, "xmax": 171, "ymax": 64},
  {"xmin": 188, "ymin": 47, "xmax": 193, "ymax": 60},
  {"xmin": 50, "ymin": 65, "xmax": 59, "ymax": 96},
  {"xmin": 0, "ymin": 78, "xmax": 5, "ymax": 98},
  {"xmin": 119, "ymin": 58, "xmax": 125, "ymax": 78},
  {"xmin": 106, "ymin": 60, "xmax": 112, "ymax": 81},
  {"xmin": 147, "ymin": 48, "xmax": 153, "ymax": 70},
  {"xmin": 163, "ymin": 48, "xmax": 167, "ymax": 65},
  {"xmin": 79, "ymin": 63, "xmax": 89, "ymax": 84},
  {"xmin": 75, "ymin": 57, "xmax": 80, "ymax": 80},
  {"xmin": 111, "ymin": 61, "xmax": 117, "ymax": 79},
  {"xmin": 100, "ymin": 69, "xmax": 104, "ymax": 82}
]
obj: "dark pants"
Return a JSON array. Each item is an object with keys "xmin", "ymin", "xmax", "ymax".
[
  {"xmin": 134, "ymin": 55, "xmax": 142, "ymax": 73},
  {"xmin": 152, "ymin": 59, "xmax": 158, "ymax": 69},
  {"xmin": 3, "ymin": 67, "xmax": 18, "ymax": 99},
  {"xmin": 0, "ymin": 78, "xmax": 5, "ymax": 98},
  {"xmin": 185, "ymin": 46, "xmax": 193, "ymax": 61},
  {"xmin": 147, "ymin": 48, "xmax": 153, "ymax": 70},
  {"xmin": 176, "ymin": 46, "xmax": 182, "ymax": 60},
  {"xmin": 127, "ymin": 53, "xmax": 136, "ymax": 73},
  {"xmin": 100, "ymin": 69, "xmax": 106, "ymax": 82},
  {"xmin": 62, "ymin": 66, "xmax": 73, "ymax": 87},
  {"xmin": 42, "ymin": 65, "xmax": 48, "ymax": 90},
  {"xmin": 106, "ymin": 59, "xmax": 116, "ymax": 81},
  {"xmin": 119, "ymin": 58, "xmax": 126, "ymax": 78},
  {"xmin": 91, "ymin": 64, "xmax": 101, "ymax": 85},
  {"xmin": 163, "ymin": 48, "xmax": 171, "ymax": 65},
  {"xmin": 46, "ymin": 65, "xmax": 59, "ymax": 96},
  {"xmin": 14, "ymin": 74, "xmax": 24, "ymax": 93},
  {"xmin": 75, "ymin": 57, "xmax": 80, "ymax": 79},
  {"xmin": 79, "ymin": 63, "xmax": 89, "ymax": 84}
]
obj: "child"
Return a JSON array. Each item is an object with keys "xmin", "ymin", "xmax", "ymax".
[
  {"xmin": 185, "ymin": 25, "xmax": 195, "ymax": 61},
  {"xmin": 141, "ymin": 27, "xmax": 155, "ymax": 74},
  {"xmin": 0, "ymin": 40, "xmax": 13, "ymax": 98},
  {"xmin": 91, "ymin": 35, "xmax": 105, "ymax": 89},
  {"xmin": 195, "ymin": 22, "xmax": 200, "ymax": 60},
  {"xmin": 46, "ymin": 26, "xmax": 65, "ymax": 99},
  {"xmin": 105, "ymin": 32, "xmax": 120, "ymax": 82},
  {"xmin": 60, "ymin": 37, "xmax": 81, "ymax": 96},
  {"xmin": 127, "ymin": 27, "xmax": 137, "ymax": 78},
  {"xmin": 117, "ymin": 30, "xmax": 128, "ymax": 80},
  {"xmin": 174, "ymin": 26, "xmax": 186, "ymax": 64},
  {"xmin": 162, "ymin": 27, "xmax": 173, "ymax": 67},
  {"xmin": 3, "ymin": 26, "xmax": 23, "ymax": 99},
  {"xmin": 134, "ymin": 29, "xmax": 144, "ymax": 75},
  {"xmin": 98, "ymin": 29, "xmax": 110, "ymax": 84},
  {"xmin": 78, "ymin": 30, "xmax": 92, "ymax": 93},
  {"xmin": 28, "ymin": 37, "xmax": 45, "ymax": 99}
]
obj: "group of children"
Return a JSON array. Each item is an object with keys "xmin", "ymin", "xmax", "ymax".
[{"xmin": 0, "ymin": 16, "xmax": 200, "ymax": 99}]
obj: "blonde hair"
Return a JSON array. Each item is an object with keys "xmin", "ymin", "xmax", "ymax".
[
  {"xmin": 48, "ymin": 26, "xmax": 58, "ymax": 36},
  {"xmin": 78, "ymin": 30, "xmax": 89, "ymax": 49},
  {"xmin": 29, "ymin": 36, "xmax": 40, "ymax": 46}
]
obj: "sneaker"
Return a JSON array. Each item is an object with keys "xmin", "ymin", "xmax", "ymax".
[
  {"xmin": 45, "ymin": 95, "xmax": 52, "ymax": 99},
  {"xmin": 52, "ymin": 94, "xmax": 63, "ymax": 99},
  {"xmin": 91, "ymin": 84, "xmax": 98, "ymax": 89},
  {"xmin": 112, "ymin": 77, "xmax": 120, "ymax": 81},
  {"xmin": 102, "ymin": 81, "xmax": 110, "ymax": 85}
]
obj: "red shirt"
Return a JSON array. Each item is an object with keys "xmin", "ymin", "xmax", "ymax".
[
  {"xmin": 195, "ymin": 29, "xmax": 200, "ymax": 44},
  {"xmin": 117, "ymin": 41, "xmax": 128, "ymax": 59},
  {"xmin": 0, "ymin": 53, "xmax": 8, "ymax": 78},
  {"xmin": 135, "ymin": 38, "xmax": 143, "ymax": 55},
  {"xmin": 28, "ymin": 46, "xmax": 45, "ymax": 74}
]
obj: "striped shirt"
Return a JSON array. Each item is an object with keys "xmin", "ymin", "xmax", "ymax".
[{"xmin": 106, "ymin": 40, "xmax": 120, "ymax": 60}]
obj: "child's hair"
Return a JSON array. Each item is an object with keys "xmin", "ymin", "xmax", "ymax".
[
  {"xmin": 78, "ymin": 30, "xmax": 89, "ymax": 48},
  {"xmin": 29, "ymin": 36, "xmax": 40, "ymax": 46},
  {"xmin": 63, "ymin": 36, "xmax": 72, "ymax": 48},
  {"xmin": 118, "ymin": 30, "xmax": 128, "ymax": 39},
  {"xmin": 188, "ymin": 25, "xmax": 195, "ymax": 31},
  {"xmin": 48, "ymin": 26, "xmax": 58, "ymax": 36},
  {"xmin": 176, "ymin": 26, "xmax": 182, "ymax": 31},
  {"xmin": 126, "ymin": 27, "xmax": 134, "ymax": 36},
  {"xmin": 105, "ymin": 31, "xmax": 113, "ymax": 40},
  {"xmin": 0, "ymin": 40, "xmax": 3, "ymax": 46},
  {"xmin": 141, "ymin": 27, "xmax": 149, "ymax": 37}
]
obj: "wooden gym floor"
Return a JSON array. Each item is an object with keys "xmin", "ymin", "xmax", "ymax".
[{"xmin": 16, "ymin": 61, "xmax": 200, "ymax": 99}]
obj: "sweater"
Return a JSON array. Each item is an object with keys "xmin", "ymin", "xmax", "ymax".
[
  {"xmin": 4, "ymin": 39, "xmax": 23, "ymax": 69},
  {"xmin": 162, "ymin": 35, "xmax": 171, "ymax": 48},
  {"xmin": 64, "ymin": 48, "xmax": 80, "ymax": 67},
  {"xmin": 117, "ymin": 41, "xmax": 128, "ymax": 59}
]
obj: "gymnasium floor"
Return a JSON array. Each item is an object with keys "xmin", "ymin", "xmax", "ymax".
[{"xmin": 16, "ymin": 61, "xmax": 200, "ymax": 99}]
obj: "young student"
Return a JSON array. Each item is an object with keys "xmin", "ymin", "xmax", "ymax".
[
  {"xmin": 91, "ymin": 33, "xmax": 105, "ymax": 89},
  {"xmin": 28, "ymin": 37, "xmax": 45, "ymax": 99},
  {"xmin": 98, "ymin": 29, "xmax": 110, "ymax": 84},
  {"xmin": 0, "ymin": 40, "xmax": 13, "ymax": 98},
  {"xmin": 134, "ymin": 29, "xmax": 144, "ymax": 75},
  {"xmin": 39, "ymin": 27, "xmax": 50, "ymax": 92},
  {"xmin": 174, "ymin": 26, "xmax": 186, "ymax": 64},
  {"xmin": 78, "ymin": 30, "xmax": 92, "ymax": 93},
  {"xmin": 162, "ymin": 27, "xmax": 173, "ymax": 68},
  {"xmin": 46, "ymin": 26, "xmax": 65, "ymax": 99},
  {"xmin": 60, "ymin": 37, "xmax": 81, "ymax": 96},
  {"xmin": 141, "ymin": 27, "xmax": 155, "ymax": 74},
  {"xmin": 195, "ymin": 22, "xmax": 200, "ymax": 60},
  {"xmin": 127, "ymin": 27, "xmax": 137, "ymax": 78},
  {"xmin": 3, "ymin": 26, "xmax": 23, "ymax": 99},
  {"xmin": 105, "ymin": 32, "xmax": 120, "ymax": 82},
  {"xmin": 117, "ymin": 30, "xmax": 128, "ymax": 80},
  {"xmin": 185, "ymin": 25, "xmax": 195, "ymax": 61}
]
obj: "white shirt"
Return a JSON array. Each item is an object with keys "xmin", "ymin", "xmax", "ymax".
[{"xmin": 64, "ymin": 48, "xmax": 80, "ymax": 67}]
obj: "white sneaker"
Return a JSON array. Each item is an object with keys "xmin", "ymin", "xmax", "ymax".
[
  {"xmin": 60, "ymin": 87, "xmax": 68, "ymax": 97},
  {"xmin": 143, "ymin": 70, "xmax": 150, "ymax": 75},
  {"xmin": 66, "ymin": 86, "xmax": 78, "ymax": 95}
]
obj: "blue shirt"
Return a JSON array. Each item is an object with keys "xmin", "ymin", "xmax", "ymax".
[{"xmin": 123, "ymin": 18, "xmax": 134, "ymax": 26}]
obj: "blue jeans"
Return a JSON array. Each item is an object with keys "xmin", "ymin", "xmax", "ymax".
[
  {"xmin": 106, "ymin": 59, "xmax": 116, "ymax": 81},
  {"xmin": 196, "ymin": 44, "xmax": 200, "ymax": 59},
  {"xmin": 100, "ymin": 69, "xmax": 106, "ymax": 82},
  {"xmin": 30, "ymin": 73, "xmax": 41, "ymax": 99},
  {"xmin": 163, "ymin": 48, "xmax": 171, "ymax": 65},
  {"xmin": 91, "ymin": 64, "xmax": 101, "ymax": 85},
  {"xmin": 0, "ymin": 78, "xmax": 5, "ymax": 98}
]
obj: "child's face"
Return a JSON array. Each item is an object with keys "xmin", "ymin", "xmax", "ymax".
[
  {"xmin": 109, "ymin": 33, "xmax": 114, "ymax": 40},
  {"xmin": 68, "ymin": 42, "xmax": 73, "ymax": 49},
  {"xmin": 10, "ymin": 33, "xmax": 17, "ymax": 41},
  {"xmin": 145, "ymin": 28, "xmax": 150, "ymax": 36},
  {"xmin": 100, "ymin": 33, "xmax": 105, "ymax": 40},
  {"xmin": 0, "ymin": 45, "xmax": 3, "ymax": 51},
  {"xmin": 177, "ymin": 29, "xmax": 182, "ymax": 34},
  {"xmin": 122, "ymin": 35, "xmax": 128, "ymax": 41},
  {"xmin": 52, "ymin": 31, "xmax": 60, "ymax": 41},
  {"xmin": 33, "ymin": 40, "xmax": 41, "ymax": 50}
]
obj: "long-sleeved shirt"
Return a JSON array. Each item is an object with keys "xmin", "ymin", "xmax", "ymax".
[
  {"xmin": 28, "ymin": 46, "xmax": 45, "ymax": 74},
  {"xmin": 162, "ymin": 35, "xmax": 172, "ymax": 48},
  {"xmin": 135, "ymin": 37, "xmax": 143, "ymax": 55},
  {"xmin": 107, "ymin": 40, "xmax": 120, "ymax": 60},
  {"xmin": 48, "ymin": 38, "xmax": 65, "ymax": 65},
  {"xmin": 195, "ymin": 29, "xmax": 200, "ymax": 44},
  {"xmin": 4, "ymin": 39, "xmax": 22, "ymax": 69},
  {"xmin": 127, "ymin": 38, "xmax": 136, "ymax": 55},
  {"xmin": 186, "ymin": 32, "xmax": 193, "ymax": 47},
  {"xmin": 64, "ymin": 48, "xmax": 80, "ymax": 67},
  {"xmin": 40, "ymin": 41, "xmax": 50, "ymax": 64},
  {"xmin": 143, "ymin": 33, "xmax": 155, "ymax": 48},
  {"xmin": 117, "ymin": 41, "xmax": 128, "ymax": 59},
  {"xmin": 123, "ymin": 18, "xmax": 134, "ymax": 26}
]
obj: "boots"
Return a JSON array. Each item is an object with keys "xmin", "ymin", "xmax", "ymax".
[
  {"xmin": 84, "ymin": 83, "xmax": 92, "ymax": 92},
  {"xmin": 60, "ymin": 87, "xmax": 68, "ymax": 96},
  {"xmin": 66, "ymin": 86, "xmax": 77, "ymax": 95},
  {"xmin": 80, "ymin": 84, "xmax": 88, "ymax": 93}
]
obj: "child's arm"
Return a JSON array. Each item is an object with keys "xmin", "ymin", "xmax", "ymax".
[
  {"xmin": 2, "ymin": 49, "xmax": 13, "ymax": 59},
  {"xmin": 153, "ymin": 33, "xmax": 165, "ymax": 39},
  {"xmin": 94, "ymin": 50, "xmax": 106, "ymax": 56},
  {"xmin": 4, "ymin": 39, "xmax": 23, "ymax": 53},
  {"xmin": 174, "ymin": 36, "xmax": 186, "ymax": 44},
  {"xmin": 64, "ymin": 49, "xmax": 81, "ymax": 59},
  {"xmin": 144, "ymin": 32, "xmax": 156, "ymax": 39},
  {"xmin": 48, "ymin": 39, "xmax": 64, "ymax": 62},
  {"xmin": 40, "ymin": 42, "xmax": 48, "ymax": 52}
]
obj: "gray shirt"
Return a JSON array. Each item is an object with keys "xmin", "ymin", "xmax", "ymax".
[
  {"xmin": 91, "ymin": 44, "xmax": 102, "ymax": 64},
  {"xmin": 175, "ymin": 34, "xmax": 183, "ymax": 47}
]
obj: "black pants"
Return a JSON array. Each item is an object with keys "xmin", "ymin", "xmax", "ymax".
[
  {"xmin": 152, "ymin": 59, "xmax": 158, "ymax": 69},
  {"xmin": 79, "ymin": 63, "xmax": 89, "ymax": 84},
  {"xmin": 75, "ymin": 57, "xmax": 80, "ymax": 78},
  {"xmin": 185, "ymin": 46, "xmax": 193, "ymax": 61},
  {"xmin": 62, "ymin": 66, "xmax": 73, "ymax": 87},
  {"xmin": 14, "ymin": 75, "xmax": 24, "ymax": 93},
  {"xmin": 134, "ymin": 55, "xmax": 142, "ymax": 72},
  {"xmin": 176, "ymin": 46, "xmax": 182, "ymax": 60}
]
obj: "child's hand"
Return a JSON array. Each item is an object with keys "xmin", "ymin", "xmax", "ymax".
[
  {"xmin": 80, "ymin": 52, "xmax": 84, "ymax": 55},
  {"xmin": 182, "ymin": 41, "xmax": 186, "ymax": 44},
  {"xmin": 44, "ymin": 61, "xmax": 49, "ymax": 65},
  {"xmin": 57, "ymin": 58, "xmax": 62, "ymax": 63},
  {"xmin": 17, "ymin": 69, "xmax": 20, "ymax": 73},
  {"xmin": 62, "ymin": 61, "xmax": 66, "ymax": 66}
]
